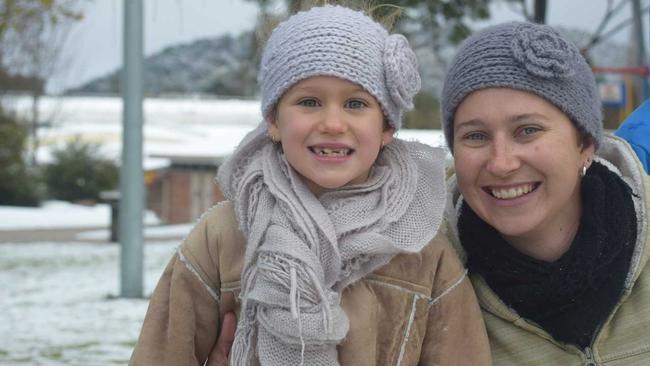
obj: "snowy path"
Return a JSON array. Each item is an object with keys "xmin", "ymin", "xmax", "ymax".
[
  {"xmin": 0, "ymin": 241, "xmax": 178, "ymax": 365},
  {"xmin": 0, "ymin": 201, "xmax": 160, "ymax": 231}
]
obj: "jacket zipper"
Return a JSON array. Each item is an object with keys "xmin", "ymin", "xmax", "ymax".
[
  {"xmin": 583, "ymin": 317, "xmax": 607, "ymax": 366},
  {"xmin": 584, "ymin": 347, "xmax": 596, "ymax": 366}
]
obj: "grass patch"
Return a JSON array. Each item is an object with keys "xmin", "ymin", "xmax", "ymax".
[
  {"xmin": 42, "ymin": 348, "xmax": 63, "ymax": 360},
  {"xmin": 7, "ymin": 356, "xmax": 33, "ymax": 362},
  {"xmin": 107, "ymin": 358, "xmax": 131, "ymax": 364},
  {"xmin": 118, "ymin": 340, "xmax": 137, "ymax": 348},
  {"xmin": 66, "ymin": 342, "xmax": 100, "ymax": 350},
  {"xmin": 39, "ymin": 343, "xmax": 100, "ymax": 361}
]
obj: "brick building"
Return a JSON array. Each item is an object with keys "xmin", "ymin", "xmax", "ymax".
[{"xmin": 146, "ymin": 154, "xmax": 225, "ymax": 224}]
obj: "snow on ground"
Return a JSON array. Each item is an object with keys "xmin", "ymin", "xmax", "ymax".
[
  {"xmin": 75, "ymin": 224, "xmax": 193, "ymax": 241},
  {"xmin": 0, "ymin": 201, "xmax": 160, "ymax": 230},
  {"xmin": 0, "ymin": 199, "xmax": 194, "ymax": 365},
  {"xmin": 0, "ymin": 240, "xmax": 178, "ymax": 366}
]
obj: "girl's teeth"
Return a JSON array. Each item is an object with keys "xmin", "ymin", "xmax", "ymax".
[
  {"xmin": 491, "ymin": 184, "xmax": 533, "ymax": 199},
  {"xmin": 314, "ymin": 147, "xmax": 349, "ymax": 156}
]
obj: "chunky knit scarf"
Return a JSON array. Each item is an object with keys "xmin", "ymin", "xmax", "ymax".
[
  {"xmin": 216, "ymin": 124, "xmax": 446, "ymax": 365},
  {"xmin": 459, "ymin": 161, "xmax": 637, "ymax": 348}
]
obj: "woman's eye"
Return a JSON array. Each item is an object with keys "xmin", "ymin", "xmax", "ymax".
[
  {"xmin": 520, "ymin": 126, "xmax": 541, "ymax": 136},
  {"xmin": 298, "ymin": 98, "xmax": 319, "ymax": 107},
  {"xmin": 346, "ymin": 99, "xmax": 367, "ymax": 109},
  {"xmin": 464, "ymin": 132, "xmax": 486, "ymax": 141}
]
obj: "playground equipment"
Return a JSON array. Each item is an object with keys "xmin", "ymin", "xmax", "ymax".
[{"xmin": 593, "ymin": 65, "xmax": 650, "ymax": 127}]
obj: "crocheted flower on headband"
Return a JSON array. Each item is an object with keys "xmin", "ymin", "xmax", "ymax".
[
  {"xmin": 510, "ymin": 24, "xmax": 578, "ymax": 79},
  {"xmin": 384, "ymin": 34, "xmax": 421, "ymax": 110}
]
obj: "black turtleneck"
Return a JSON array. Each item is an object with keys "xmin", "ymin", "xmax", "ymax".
[{"xmin": 458, "ymin": 162, "xmax": 637, "ymax": 348}]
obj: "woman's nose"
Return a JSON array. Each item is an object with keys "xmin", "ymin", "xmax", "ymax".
[{"xmin": 485, "ymin": 138, "xmax": 521, "ymax": 177}]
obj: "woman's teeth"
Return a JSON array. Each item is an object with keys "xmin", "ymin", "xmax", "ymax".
[
  {"xmin": 312, "ymin": 147, "xmax": 351, "ymax": 156},
  {"xmin": 490, "ymin": 183, "xmax": 535, "ymax": 199}
]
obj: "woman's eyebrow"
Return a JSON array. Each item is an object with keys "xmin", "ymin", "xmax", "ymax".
[
  {"xmin": 454, "ymin": 118, "xmax": 484, "ymax": 132},
  {"xmin": 509, "ymin": 113, "xmax": 548, "ymax": 123},
  {"xmin": 455, "ymin": 112, "xmax": 550, "ymax": 132}
]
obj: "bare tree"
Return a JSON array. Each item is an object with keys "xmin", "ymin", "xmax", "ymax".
[
  {"xmin": 0, "ymin": 0, "xmax": 83, "ymax": 165},
  {"xmin": 504, "ymin": 0, "xmax": 650, "ymax": 52}
]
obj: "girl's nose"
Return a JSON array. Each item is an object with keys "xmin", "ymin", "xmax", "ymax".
[{"xmin": 318, "ymin": 107, "xmax": 348, "ymax": 134}]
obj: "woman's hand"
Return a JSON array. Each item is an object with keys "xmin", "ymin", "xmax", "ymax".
[{"xmin": 206, "ymin": 312, "xmax": 237, "ymax": 366}]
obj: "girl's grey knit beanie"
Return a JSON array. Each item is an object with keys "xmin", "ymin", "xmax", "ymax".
[
  {"xmin": 259, "ymin": 5, "xmax": 421, "ymax": 129},
  {"xmin": 441, "ymin": 22, "xmax": 603, "ymax": 150}
]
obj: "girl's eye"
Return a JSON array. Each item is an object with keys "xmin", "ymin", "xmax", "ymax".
[
  {"xmin": 346, "ymin": 99, "xmax": 368, "ymax": 109},
  {"xmin": 298, "ymin": 98, "xmax": 319, "ymax": 107}
]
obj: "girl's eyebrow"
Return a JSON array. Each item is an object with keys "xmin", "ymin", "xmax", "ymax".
[
  {"xmin": 291, "ymin": 84, "xmax": 367, "ymax": 94},
  {"xmin": 286, "ymin": 86, "xmax": 314, "ymax": 94}
]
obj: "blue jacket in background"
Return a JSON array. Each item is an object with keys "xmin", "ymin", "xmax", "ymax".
[{"xmin": 615, "ymin": 100, "xmax": 650, "ymax": 174}]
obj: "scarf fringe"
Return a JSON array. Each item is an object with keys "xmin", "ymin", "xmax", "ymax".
[{"xmin": 230, "ymin": 321, "xmax": 256, "ymax": 366}]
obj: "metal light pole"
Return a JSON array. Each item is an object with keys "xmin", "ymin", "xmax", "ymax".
[
  {"xmin": 631, "ymin": 0, "xmax": 649, "ymax": 102},
  {"xmin": 120, "ymin": 0, "xmax": 144, "ymax": 298}
]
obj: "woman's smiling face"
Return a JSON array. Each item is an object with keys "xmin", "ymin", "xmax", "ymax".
[{"xmin": 453, "ymin": 88, "xmax": 594, "ymax": 259}]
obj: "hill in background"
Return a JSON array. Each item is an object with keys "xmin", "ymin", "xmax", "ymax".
[
  {"xmin": 69, "ymin": 32, "xmax": 258, "ymax": 97},
  {"xmin": 69, "ymin": 27, "xmax": 629, "ymax": 99}
]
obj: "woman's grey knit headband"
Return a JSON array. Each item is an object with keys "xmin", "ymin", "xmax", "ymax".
[
  {"xmin": 259, "ymin": 5, "xmax": 421, "ymax": 130},
  {"xmin": 441, "ymin": 22, "xmax": 603, "ymax": 150}
]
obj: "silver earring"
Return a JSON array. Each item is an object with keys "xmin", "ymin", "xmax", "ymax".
[{"xmin": 581, "ymin": 165, "xmax": 587, "ymax": 177}]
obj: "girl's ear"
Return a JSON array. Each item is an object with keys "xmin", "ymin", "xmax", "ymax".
[
  {"xmin": 266, "ymin": 112, "xmax": 280, "ymax": 139},
  {"xmin": 382, "ymin": 127, "xmax": 395, "ymax": 146}
]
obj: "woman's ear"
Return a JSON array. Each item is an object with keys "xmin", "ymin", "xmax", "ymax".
[{"xmin": 580, "ymin": 140, "xmax": 595, "ymax": 169}]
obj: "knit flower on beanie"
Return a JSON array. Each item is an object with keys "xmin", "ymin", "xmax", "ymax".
[
  {"xmin": 384, "ymin": 34, "xmax": 420, "ymax": 110},
  {"xmin": 510, "ymin": 24, "xmax": 579, "ymax": 79}
]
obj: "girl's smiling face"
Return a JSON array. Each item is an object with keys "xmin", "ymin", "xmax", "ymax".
[
  {"xmin": 453, "ymin": 88, "xmax": 594, "ymax": 260},
  {"xmin": 267, "ymin": 76, "xmax": 393, "ymax": 196}
]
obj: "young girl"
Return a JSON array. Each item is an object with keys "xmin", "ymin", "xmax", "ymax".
[{"xmin": 129, "ymin": 5, "xmax": 489, "ymax": 366}]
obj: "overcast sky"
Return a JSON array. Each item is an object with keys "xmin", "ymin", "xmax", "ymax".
[{"xmin": 49, "ymin": 0, "xmax": 649, "ymax": 93}]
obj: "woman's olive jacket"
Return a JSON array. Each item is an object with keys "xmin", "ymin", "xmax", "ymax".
[
  {"xmin": 446, "ymin": 135, "xmax": 650, "ymax": 365},
  {"xmin": 129, "ymin": 200, "xmax": 491, "ymax": 365}
]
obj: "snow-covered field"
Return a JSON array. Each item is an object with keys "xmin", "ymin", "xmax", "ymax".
[
  {"xmin": 0, "ymin": 201, "xmax": 192, "ymax": 365},
  {"xmin": 0, "ymin": 240, "xmax": 177, "ymax": 366}
]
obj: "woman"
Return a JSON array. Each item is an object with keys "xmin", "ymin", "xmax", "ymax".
[{"xmin": 442, "ymin": 22, "xmax": 650, "ymax": 364}]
